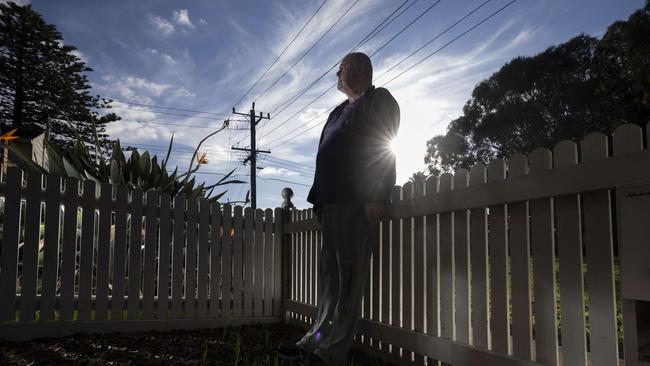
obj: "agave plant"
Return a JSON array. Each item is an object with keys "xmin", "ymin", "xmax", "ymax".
[{"xmin": 7, "ymin": 121, "xmax": 243, "ymax": 202}]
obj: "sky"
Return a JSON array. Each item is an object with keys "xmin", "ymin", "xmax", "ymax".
[{"xmin": 9, "ymin": 0, "xmax": 645, "ymax": 209}]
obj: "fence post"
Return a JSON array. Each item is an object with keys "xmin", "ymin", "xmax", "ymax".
[{"xmin": 281, "ymin": 188, "xmax": 294, "ymax": 324}]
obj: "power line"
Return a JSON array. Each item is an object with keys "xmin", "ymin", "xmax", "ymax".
[
  {"xmin": 123, "ymin": 142, "xmax": 314, "ymax": 177},
  {"xmin": 257, "ymin": 0, "xmax": 444, "ymax": 142},
  {"xmin": 264, "ymin": 0, "xmax": 415, "ymax": 118},
  {"xmin": 235, "ymin": 0, "xmax": 414, "ymax": 147},
  {"xmin": 374, "ymin": 0, "xmax": 492, "ymax": 82},
  {"xmin": 253, "ymin": 0, "xmax": 361, "ymax": 103},
  {"xmin": 381, "ymin": 0, "xmax": 518, "ymax": 87},
  {"xmin": 117, "ymin": 119, "xmax": 224, "ymax": 129},
  {"xmin": 111, "ymin": 106, "xmax": 227, "ymax": 120},
  {"xmin": 257, "ymin": 176, "xmax": 312, "ymax": 187},
  {"xmin": 266, "ymin": 0, "xmax": 518, "ymax": 149},
  {"xmin": 106, "ymin": 97, "xmax": 230, "ymax": 116},
  {"xmin": 233, "ymin": 0, "xmax": 329, "ymax": 109},
  {"xmin": 369, "ymin": 0, "xmax": 441, "ymax": 57}
]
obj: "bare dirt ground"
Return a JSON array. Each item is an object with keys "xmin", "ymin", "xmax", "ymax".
[{"xmin": 0, "ymin": 323, "xmax": 395, "ymax": 365}]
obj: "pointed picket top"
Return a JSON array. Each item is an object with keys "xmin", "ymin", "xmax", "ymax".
[
  {"xmin": 425, "ymin": 175, "xmax": 438, "ymax": 196},
  {"xmin": 402, "ymin": 181, "xmax": 414, "ymax": 201},
  {"xmin": 580, "ymin": 132, "xmax": 609, "ymax": 163},
  {"xmin": 413, "ymin": 179, "xmax": 425, "ymax": 198},
  {"xmin": 391, "ymin": 185, "xmax": 402, "ymax": 204},
  {"xmin": 553, "ymin": 140, "xmax": 578, "ymax": 168},
  {"xmin": 439, "ymin": 173, "xmax": 453, "ymax": 193},
  {"xmin": 647, "ymin": 121, "xmax": 650, "ymax": 149},
  {"xmin": 508, "ymin": 153, "xmax": 528, "ymax": 178},
  {"xmin": 469, "ymin": 164, "xmax": 487, "ymax": 186},
  {"xmin": 529, "ymin": 148, "xmax": 552, "ymax": 174},
  {"xmin": 453, "ymin": 168, "xmax": 469, "ymax": 190},
  {"xmin": 391, "ymin": 185, "xmax": 402, "ymax": 203},
  {"xmin": 487, "ymin": 159, "xmax": 506, "ymax": 183},
  {"xmin": 613, "ymin": 123, "xmax": 643, "ymax": 156}
]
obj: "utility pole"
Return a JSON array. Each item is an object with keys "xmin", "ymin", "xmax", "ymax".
[{"xmin": 232, "ymin": 102, "xmax": 270, "ymax": 210}]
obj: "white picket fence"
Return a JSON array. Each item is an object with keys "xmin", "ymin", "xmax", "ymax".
[
  {"xmin": 1, "ymin": 123, "xmax": 649, "ymax": 366},
  {"xmin": 0, "ymin": 174, "xmax": 284, "ymax": 340},
  {"xmin": 283, "ymin": 123, "xmax": 650, "ymax": 366}
]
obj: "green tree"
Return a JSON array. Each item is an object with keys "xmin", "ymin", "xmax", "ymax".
[
  {"xmin": 425, "ymin": 2, "xmax": 649, "ymax": 174},
  {"xmin": 0, "ymin": 2, "xmax": 118, "ymax": 154}
]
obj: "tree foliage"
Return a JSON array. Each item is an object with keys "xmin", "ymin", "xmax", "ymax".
[
  {"xmin": 425, "ymin": 2, "xmax": 649, "ymax": 175},
  {"xmin": 0, "ymin": 1, "xmax": 118, "ymax": 153}
]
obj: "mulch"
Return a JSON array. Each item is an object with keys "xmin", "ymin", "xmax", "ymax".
[{"xmin": 0, "ymin": 323, "xmax": 395, "ymax": 365}]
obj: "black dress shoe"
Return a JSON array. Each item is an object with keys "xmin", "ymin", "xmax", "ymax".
[
  {"xmin": 273, "ymin": 343, "xmax": 309, "ymax": 360},
  {"xmin": 297, "ymin": 351, "xmax": 329, "ymax": 365}
]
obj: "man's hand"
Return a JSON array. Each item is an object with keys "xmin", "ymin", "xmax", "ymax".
[{"xmin": 364, "ymin": 202, "xmax": 386, "ymax": 223}]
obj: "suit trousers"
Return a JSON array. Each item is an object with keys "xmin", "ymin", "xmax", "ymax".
[{"xmin": 295, "ymin": 201, "xmax": 377, "ymax": 365}]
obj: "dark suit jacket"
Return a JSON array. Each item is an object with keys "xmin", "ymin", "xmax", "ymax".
[{"xmin": 307, "ymin": 85, "xmax": 400, "ymax": 206}]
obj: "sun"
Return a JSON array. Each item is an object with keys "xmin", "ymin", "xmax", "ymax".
[{"xmin": 389, "ymin": 135, "xmax": 403, "ymax": 157}]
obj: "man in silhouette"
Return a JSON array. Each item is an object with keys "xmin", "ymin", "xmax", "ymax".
[{"xmin": 276, "ymin": 52, "xmax": 400, "ymax": 365}]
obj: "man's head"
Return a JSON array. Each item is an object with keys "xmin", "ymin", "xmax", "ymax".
[{"xmin": 336, "ymin": 52, "xmax": 372, "ymax": 98}]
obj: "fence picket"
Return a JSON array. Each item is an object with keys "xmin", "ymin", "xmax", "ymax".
[
  {"xmin": 401, "ymin": 182, "xmax": 414, "ymax": 362},
  {"xmin": 453, "ymin": 170, "xmax": 470, "ymax": 344},
  {"xmin": 232, "ymin": 206, "xmax": 244, "ymax": 317},
  {"xmin": 469, "ymin": 164, "xmax": 489, "ymax": 350},
  {"xmin": 243, "ymin": 207, "xmax": 254, "ymax": 317},
  {"xmin": 291, "ymin": 209, "xmax": 296, "ymax": 320},
  {"xmin": 158, "ymin": 194, "xmax": 172, "ymax": 319},
  {"xmin": 438, "ymin": 175, "xmax": 454, "ymax": 346},
  {"xmin": 197, "ymin": 200, "xmax": 210, "ymax": 318},
  {"xmin": 222, "ymin": 204, "xmax": 233, "ymax": 317},
  {"xmin": 127, "ymin": 189, "xmax": 143, "ymax": 320},
  {"xmin": 508, "ymin": 154, "xmax": 533, "ymax": 359},
  {"xmin": 613, "ymin": 124, "xmax": 644, "ymax": 365},
  {"xmin": 171, "ymin": 196, "xmax": 185, "ymax": 318},
  {"xmin": 0, "ymin": 168, "xmax": 21, "ymax": 322},
  {"xmin": 254, "ymin": 209, "xmax": 264, "ymax": 316},
  {"xmin": 372, "ymin": 202, "xmax": 382, "ymax": 355},
  {"xmin": 425, "ymin": 176, "xmax": 440, "ymax": 366},
  {"xmin": 78, "ymin": 180, "xmax": 96, "ymax": 321},
  {"xmin": 210, "ymin": 203, "xmax": 222, "ymax": 318},
  {"xmin": 94, "ymin": 183, "xmax": 112, "ymax": 321},
  {"xmin": 554, "ymin": 140, "xmax": 588, "ymax": 366},
  {"xmin": 41, "ymin": 174, "xmax": 62, "ymax": 321},
  {"xmin": 381, "ymin": 203, "xmax": 391, "ymax": 333},
  {"xmin": 142, "ymin": 190, "xmax": 158, "ymax": 320},
  {"xmin": 264, "ymin": 208, "xmax": 274, "ymax": 316},
  {"xmin": 487, "ymin": 159, "xmax": 510, "ymax": 354},
  {"xmin": 412, "ymin": 179, "xmax": 426, "ymax": 365},
  {"xmin": 273, "ymin": 207, "xmax": 283, "ymax": 316},
  {"xmin": 310, "ymin": 208, "xmax": 317, "ymax": 310},
  {"xmin": 390, "ymin": 186, "xmax": 402, "ymax": 359},
  {"xmin": 363, "ymin": 207, "xmax": 371, "ymax": 347},
  {"xmin": 311, "ymin": 209, "xmax": 317, "ymax": 325},
  {"xmin": 580, "ymin": 133, "xmax": 619, "ymax": 366},
  {"xmin": 529, "ymin": 148, "xmax": 559, "ymax": 365},
  {"xmin": 19, "ymin": 171, "xmax": 42, "ymax": 322},
  {"xmin": 111, "ymin": 186, "xmax": 128, "ymax": 321},
  {"xmin": 185, "ymin": 199, "xmax": 198, "ymax": 318}
]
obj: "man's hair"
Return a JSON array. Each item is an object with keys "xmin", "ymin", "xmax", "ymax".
[{"xmin": 345, "ymin": 52, "xmax": 373, "ymax": 81}]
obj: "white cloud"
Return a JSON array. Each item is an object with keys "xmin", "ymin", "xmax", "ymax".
[
  {"xmin": 199, "ymin": 18, "xmax": 208, "ymax": 26},
  {"xmin": 173, "ymin": 9, "xmax": 195, "ymax": 29},
  {"xmin": 123, "ymin": 76, "xmax": 170, "ymax": 96},
  {"xmin": 145, "ymin": 48, "xmax": 177, "ymax": 65},
  {"xmin": 70, "ymin": 49, "xmax": 88, "ymax": 64},
  {"xmin": 0, "ymin": 0, "xmax": 30, "ymax": 5},
  {"xmin": 149, "ymin": 15, "xmax": 175, "ymax": 35},
  {"xmin": 258, "ymin": 166, "xmax": 301, "ymax": 177}
]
